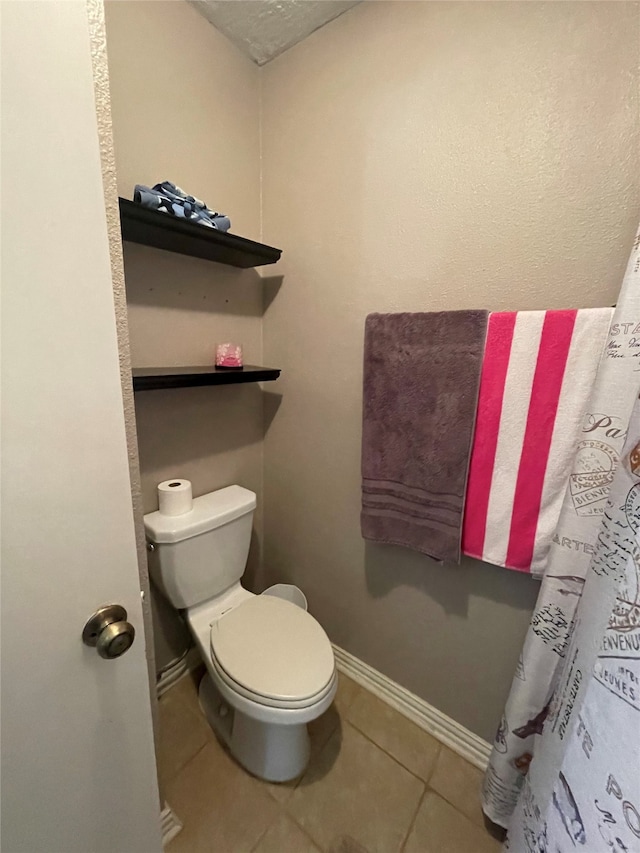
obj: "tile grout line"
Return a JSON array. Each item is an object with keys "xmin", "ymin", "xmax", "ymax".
[
  {"xmin": 421, "ymin": 790, "xmax": 500, "ymax": 848},
  {"xmin": 398, "ymin": 784, "xmax": 428, "ymax": 853},
  {"xmin": 344, "ymin": 715, "xmax": 440, "ymax": 788},
  {"xmin": 423, "ymin": 747, "xmax": 491, "ymax": 834},
  {"xmin": 423, "ymin": 742, "xmax": 443, "ymax": 788},
  {"xmin": 160, "ymin": 681, "xmax": 218, "ymax": 786},
  {"xmin": 424, "ymin": 782, "xmax": 490, "ymax": 836},
  {"xmin": 286, "ymin": 811, "xmax": 324, "ymax": 853},
  {"xmin": 248, "ymin": 805, "xmax": 287, "ymax": 853},
  {"xmin": 164, "ymin": 738, "xmax": 212, "ymax": 791}
]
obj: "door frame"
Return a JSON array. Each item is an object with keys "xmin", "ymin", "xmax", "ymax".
[{"xmin": 86, "ymin": 0, "xmax": 159, "ymax": 741}]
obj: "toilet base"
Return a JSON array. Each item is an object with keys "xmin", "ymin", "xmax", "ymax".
[{"xmin": 199, "ymin": 673, "xmax": 311, "ymax": 783}]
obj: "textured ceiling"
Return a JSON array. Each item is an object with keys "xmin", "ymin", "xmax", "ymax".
[{"xmin": 189, "ymin": 0, "xmax": 361, "ymax": 66}]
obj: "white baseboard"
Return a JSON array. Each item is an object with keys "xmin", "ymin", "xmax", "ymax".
[
  {"xmin": 156, "ymin": 647, "xmax": 201, "ymax": 698},
  {"xmin": 332, "ymin": 644, "xmax": 491, "ymax": 771},
  {"xmin": 160, "ymin": 803, "xmax": 182, "ymax": 847}
]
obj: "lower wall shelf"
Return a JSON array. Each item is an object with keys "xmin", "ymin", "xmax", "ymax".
[{"xmin": 132, "ymin": 365, "xmax": 281, "ymax": 391}]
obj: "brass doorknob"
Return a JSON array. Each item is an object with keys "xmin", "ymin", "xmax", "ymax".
[{"xmin": 82, "ymin": 605, "xmax": 135, "ymax": 659}]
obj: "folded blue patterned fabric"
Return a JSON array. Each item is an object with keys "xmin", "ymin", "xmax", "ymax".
[
  {"xmin": 133, "ymin": 185, "xmax": 215, "ymax": 228},
  {"xmin": 137, "ymin": 181, "xmax": 231, "ymax": 232}
]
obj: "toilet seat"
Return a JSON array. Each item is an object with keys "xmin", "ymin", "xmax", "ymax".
[
  {"xmin": 210, "ymin": 655, "xmax": 337, "ymax": 710},
  {"xmin": 210, "ymin": 596, "xmax": 335, "ymax": 709}
]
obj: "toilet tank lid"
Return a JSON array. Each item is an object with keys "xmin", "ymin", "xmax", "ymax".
[{"xmin": 144, "ymin": 485, "xmax": 256, "ymax": 544}]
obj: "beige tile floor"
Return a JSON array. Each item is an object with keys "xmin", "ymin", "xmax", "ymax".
[{"xmin": 161, "ymin": 669, "xmax": 503, "ymax": 853}]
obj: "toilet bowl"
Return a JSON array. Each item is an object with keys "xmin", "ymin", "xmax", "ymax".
[
  {"xmin": 144, "ymin": 485, "xmax": 337, "ymax": 782},
  {"xmin": 189, "ymin": 589, "xmax": 337, "ymax": 780}
]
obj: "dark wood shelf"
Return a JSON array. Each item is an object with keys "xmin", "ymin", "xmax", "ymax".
[
  {"xmin": 132, "ymin": 365, "xmax": 281, "ymax": 391},
  {"xmin": 119, "ymin": 198, "xmax": 282, "ymax": 268}
]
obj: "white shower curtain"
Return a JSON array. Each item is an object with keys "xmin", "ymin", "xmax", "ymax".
[
  {"xmin": 482, "ymin": 225, "xmax": 640, "ymax": 830},
  {"xmin": 505, "ymin": 394, "xmax": 640, "ymax": 852}
]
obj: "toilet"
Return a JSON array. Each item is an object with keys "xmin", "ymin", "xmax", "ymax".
[{"xmin": 144, "ymin": 485, "xmax": 337, "ymax": 782}]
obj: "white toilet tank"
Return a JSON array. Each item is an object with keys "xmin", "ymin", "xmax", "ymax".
[{"xmin": 144, "ymin": 485, "xmax": 256, "ymax": 609}]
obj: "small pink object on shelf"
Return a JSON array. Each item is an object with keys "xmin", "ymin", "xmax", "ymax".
[{"xmin": 215, "ymin": 342, "xmax": 243, "ymax": 370}]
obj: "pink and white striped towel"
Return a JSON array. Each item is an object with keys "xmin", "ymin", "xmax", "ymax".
[{"xmin": 462, "ymin": 308, "xmax": 612, "ymax": 575}]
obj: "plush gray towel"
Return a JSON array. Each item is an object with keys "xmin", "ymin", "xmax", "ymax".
[{"xmin": 361, "ymin": 311, "xmax": 488, "ymax": 563}]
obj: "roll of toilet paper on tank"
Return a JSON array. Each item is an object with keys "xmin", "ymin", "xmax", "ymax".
[{"xmin": 157, "ymin": 479, "xmax": 193, "ymax": 516}]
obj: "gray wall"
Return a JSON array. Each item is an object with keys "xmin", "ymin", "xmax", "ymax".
[{"xmin": 261, "ymin": 1, "xmax": 640, "ymax": 740}]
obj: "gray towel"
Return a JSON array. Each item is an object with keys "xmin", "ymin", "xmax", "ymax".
[{"xmin": 361, "ymin": 311, "xmax": 488, "ymax": 563}]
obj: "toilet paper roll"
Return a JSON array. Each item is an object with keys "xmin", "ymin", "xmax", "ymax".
[{"xmin": 158, "ymin": 479, "xmax": 193, "ymax": 516}]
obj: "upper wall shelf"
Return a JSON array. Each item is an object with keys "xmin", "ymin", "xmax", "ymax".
[{"xmin": 118, "ymin": 198, "xmax": 282, "ymax": 268}]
